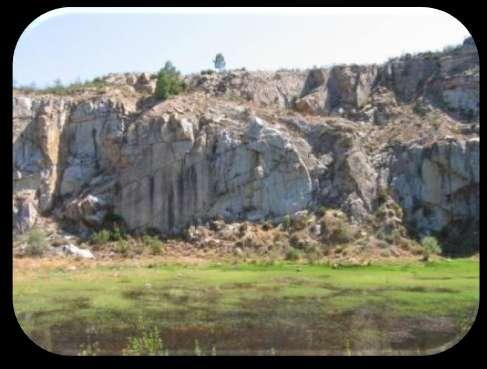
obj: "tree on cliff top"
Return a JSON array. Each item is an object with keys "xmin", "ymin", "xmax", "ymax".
[
  {"xmin": 213, "ymin": 53, "xmax": 226, "ymax": 72},
  {"xmin": 155, "ymin": 61, "xmax": 186, "ymax": 100}
]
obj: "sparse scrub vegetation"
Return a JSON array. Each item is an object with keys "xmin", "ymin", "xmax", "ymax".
[
  {"xmin": 90, "ymin": 229, "xmax": 110, "ymax": 245},
  {"xmin": 320, "ymin": 210, "xmax": 355, "ymax": 245},
  {"xmin": 430, "ymin": 111, "xmax": 442, "ymax": 128},
  {"xmin": 376, "ymin": 187, "xmax": 390, "ymax": 206},
  {"xmin": 14, "ymin": 76, "xmax": 109, "ymax": 95},
  {"xmin": 24, "ymin": 228, "xmax": 48, "ymax": 257},
  {"xmin": 304, "ymin": 246, "xmax": 322, "ymax": 264},
  {"xmin": 282, "ymin": 214, "xmax": 291, "ymax": 231},
  {"xmin": 340, "ymin": 135, "xmax": 354, "ymax": 148},
  {"xmin": 285, "ymin": 248, "xmax": 301, "ymax": 261},
  {"xmin": 201, "ymin": 69, "xmax": 215, "ymax": 75},
  {"xmin": 116, "ymin": 239, "xmax": 130, "ymax": 256},
  {"xmin": 142, "ymin": 235, "xmax": 163, "ymax": 255},
  {"xmin": 110, "ymin": 226, "xmax": 125, "ymax": 242},
  {"xmin": 289, "ymin": 213, "xmax": 310, "ymax": 231}
]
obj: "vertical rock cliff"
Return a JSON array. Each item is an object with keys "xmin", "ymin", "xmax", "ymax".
[{"xmin": 13, "ymin": 38, "xmax": 479, "ymax": 253}]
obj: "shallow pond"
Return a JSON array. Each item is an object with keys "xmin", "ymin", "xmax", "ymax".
[{"xmin": 14, "ymin": 260, "xmax": 479, "ymax": 355}]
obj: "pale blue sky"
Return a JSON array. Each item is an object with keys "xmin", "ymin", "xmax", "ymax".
[{"xmin": 13, "ymin": 8, "xmax": 471, "ymax": 88}]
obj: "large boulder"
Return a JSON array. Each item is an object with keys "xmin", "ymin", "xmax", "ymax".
[{"xmin": 58, "ymin": 244, "xmax": 95, "ymax": 259}]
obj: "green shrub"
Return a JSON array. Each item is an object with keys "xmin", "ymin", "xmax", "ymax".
[
  {"xmin": 340, "ymin": 135, "xmax": 354, "ymax": 148},
  {"xmin": 421, "ymin": 236, "xmax": 442, "ymax": 260},
  {"xmin": 282, "ymin": 215, "xmax": 291, "ymax": 230},
  {"xmin": 331, "ymin": 226, "xmax": 354, "ymax": 244},
  {"xmin": 110, "ymin": 226, "xmax": 125, "ymax": 242},
  {"xmin": 285, "ymin": 248, "xmax": 301, "ymax": 261},
  {"xmin": 91, "ymin": 229, "xmax": 110, "ymax": 244},
  {"xmin": 25, "ymin": 229, "xmax": 47, "ymax": 257},
  {"xmin": 142, "ymin": 235, "xmax": 163, "ymax": 255},
  {"xmin": 376, "ymin": 187, "xmax": 389, "ymax": 205},
  {"xmin": 320, "ymin": 210, "xmax": 355, "ymax": 245},
  {"xmin": 305, "ymin": 247, "xmax": 322, "ymax": 264},
  {"xmin": 375, "ymin": 205, "xmax": 386, "ymax": 219},
  {"xmin": 154, "ymin": 61, "xmax": 186, "ymax": 100},
  {"xmin": 116, "ymin": 239, "xmax": 129, "ymax": 256}
]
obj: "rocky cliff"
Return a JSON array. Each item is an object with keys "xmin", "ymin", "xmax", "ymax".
[{"xmin": 13, "ymin": 38, "xmax": 479, "ymax": 255}]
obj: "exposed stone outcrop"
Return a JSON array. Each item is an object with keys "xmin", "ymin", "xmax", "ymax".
[
  {"xmin": 387, "ymin": 137, "xmax": 479, "ymax": 253},
  {"xmin": 114, "ymin": 111, "xmax": 314, "ymax": 234},
  {"xmin": 189, "ymin": 39, "xmax": 478, "ymax": 124},
  {"xmin": 13, "ymin": 193, "xmax": 38, "ymax": 233},
  {"xmin": 186, "ymin": 69, "xmax": 308, "ymax": 109},
  {"xmin": 12, "ymin": 39, "xmax": 479, "ymax": 254},
  {"xmin": 379, "ymin": 37, "xmax": 479, "ymax": 122}
]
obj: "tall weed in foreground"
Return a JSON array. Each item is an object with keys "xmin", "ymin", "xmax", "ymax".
[
  {"xmin": 123, "ymin": 325, "xmax": 169, "ymax": 356},
  {"xmin": 345, "ymin": 338, "xmax": 352, "ymax": 356},
  {"xmin": 194, "ymin": 339, "xmax": 202, "ymax": 356},
  {"xmin": 78, "ymin": 342, "xmax": 100, "ymax": 356}
]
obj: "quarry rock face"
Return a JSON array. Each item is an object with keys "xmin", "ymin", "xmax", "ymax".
[
  {"xmin": 115, "ymin": 112, "xmax": 313, "ymax": 234},
  {"xmin": 388, "ymin": 137, "xmax": 479, "ymax": 254},
  {"xmin": 12, "ymin": 40, "xmax": 479, "ymax": 253},
  {"xmin": 380, "ymin": 37, "xmax": 479, "ymax": 121}
]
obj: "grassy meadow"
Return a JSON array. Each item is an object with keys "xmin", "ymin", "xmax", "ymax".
[{"xmin": 13, "ymin": 258, "xmax": 479, "ymax": 355}]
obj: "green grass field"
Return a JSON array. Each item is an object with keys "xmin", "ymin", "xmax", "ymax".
[{"xmin": 13, "ymin": 258, "xmax": 479, "ymax": 355}]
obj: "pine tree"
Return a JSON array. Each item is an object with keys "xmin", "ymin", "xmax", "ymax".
[{"xmin": 213, "ymin": 53, "xmax": 226, "ymax": 72}]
